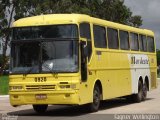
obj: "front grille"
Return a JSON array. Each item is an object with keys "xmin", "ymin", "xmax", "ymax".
[{"xmin": 26, "ymin": 85, "xmax": 55, "ymax": 90}]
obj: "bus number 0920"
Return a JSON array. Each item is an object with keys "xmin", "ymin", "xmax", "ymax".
[{"xmin": 35, "ymin": 77, "xmax": 47, "ymax": 82}]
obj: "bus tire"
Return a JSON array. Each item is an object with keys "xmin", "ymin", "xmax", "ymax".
[
  {"xmin": 133, "ymin": 80, "xmax": 143, "ymax": 103},
  {"xmin": 142, "ymin": 82, "xmax": 147, "ymax": 101},
  {"xmin": 33, "ymin": 104, "xmax": 48, "ymax": 113},
  {"xmin": 88, "ymin": 85, "xmax": 100, "ymax": 112}
]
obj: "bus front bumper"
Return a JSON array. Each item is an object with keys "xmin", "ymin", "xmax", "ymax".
[{"xmin": 9, "ymin": 90, "xmax": 80, "ymax": 106}]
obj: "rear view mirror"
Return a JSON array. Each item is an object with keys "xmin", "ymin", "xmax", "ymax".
[
  {"xmin": 80, "ymin": 39, "xmax": 88, "ymax": 81},
  {"xmin": 81, "ymin": 41, "xmax": 88, "ymax": 58}
]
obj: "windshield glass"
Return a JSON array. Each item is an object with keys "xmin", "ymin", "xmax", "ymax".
[
  {"xmin": 11, "ymin": 41, "xmax": 78, "ymax": 74},
  {"xmin": 13, "ymin": 24, "xmax": 78, "ymax": 40},
  {"xmin": 10, "ymin": 24, "xmax": 79, "ymax": 74},
  {"xmin": 42, "ymin": 41, "xmax": 78, "ymax": 72},
  {"xmin": 11, "ymin": 42, "xmax": 40, "ymax": 74}
]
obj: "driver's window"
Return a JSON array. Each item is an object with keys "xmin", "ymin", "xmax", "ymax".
[{"xmin": 79, "ymin": 23, "xmax": 92, "ymax": 61}]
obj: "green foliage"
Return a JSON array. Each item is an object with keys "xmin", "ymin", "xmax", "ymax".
[
  {"xmin": 129, "ymin": 15, "xmax": 143, "ymax": 28},
  {"xmin": 157, "ymin": 50, "xmax": 160, "ymax": 65},
  {"xmin": 0, "ymin": 76, "xmax": 9, "ymax": 95},
  {"xmin": 158, "ymin": 73, "xmax": 160, "ymax": 78},
  {"xmin": 12, "ymin": 0, "xmax": 143, "ymax": 26}
]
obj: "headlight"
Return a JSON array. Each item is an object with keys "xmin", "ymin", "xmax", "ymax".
[
  {"xmin": 10, "ymin": 86, "xmax": 23, "ymax": 91},
  {"xmin": 59, "ymin": 85, "xmax": 70, "ymax": 89},
  {"xmin": 59, "ymin": 84, "xmax": 76, "ymax": 89},
  {"xmin": 70, "ymin": 84, "xmax": 76, "ymax": 89}
]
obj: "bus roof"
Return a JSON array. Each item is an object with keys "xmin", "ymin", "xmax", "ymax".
[{"xmin": 13, "ymin": 14, "xmax": 154, "ymax": 36}]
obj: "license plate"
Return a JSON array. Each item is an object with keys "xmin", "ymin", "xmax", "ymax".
[{"xmin": 35, "ymin": 94, "xmax": 47, "ymax": 100}]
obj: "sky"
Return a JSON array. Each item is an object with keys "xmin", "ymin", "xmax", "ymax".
[{"xmin": 124, "ymin": 0, "xmax": 160, "ymax": 49}]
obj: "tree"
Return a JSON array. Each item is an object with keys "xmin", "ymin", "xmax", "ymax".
[
  {"xmin": 0, "ymin": 0, "xmax": 143, "ymax": 72},
  {"xmin": 157, "ymin": 49, "xmax": 160, "ymax": 65},
  {"xmin": 12, "ymin": 0, "xmax": 143, "ymax": 26},
  {"xmin": 0, "ymin": 0, "xmax": 15, "ymax": 72},
  {"xmin": 128, "ymin": 15, "xmax": 143, "ymax": 27}
]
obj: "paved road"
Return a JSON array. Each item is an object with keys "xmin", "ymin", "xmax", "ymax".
[{"xmin": 0, "ymin": 80, "xmax": 160, "ymax": 120}]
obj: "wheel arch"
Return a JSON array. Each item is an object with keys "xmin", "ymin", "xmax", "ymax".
[{"xmin": 139, "ymin": 76, "xmax": 143, "ymax": 84}]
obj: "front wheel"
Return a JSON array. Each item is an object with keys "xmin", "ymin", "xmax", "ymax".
[
  {"xmin": 88, "ymin": 85, "xmax": 101, "ymax": 112},
  {"xmin": 33, "ymin": 104, "xmax": 48, "ymax": 113}
]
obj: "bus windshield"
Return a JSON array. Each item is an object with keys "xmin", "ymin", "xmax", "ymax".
[
  {"xmin": 10, "ymin": 25, "xmax": 79, "ymax": 74},
  {"xmin": 11, "ymin": 41, "xmax": 78, "ymax": 74}
]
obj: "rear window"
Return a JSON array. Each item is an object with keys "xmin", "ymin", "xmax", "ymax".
[
  {"xmin": 139, "ymin": 34, "xmax": 147, "ymax": 52},
  {"xmin": 147, "ymin": 36, "xmax": 155, "ymax": 52}
]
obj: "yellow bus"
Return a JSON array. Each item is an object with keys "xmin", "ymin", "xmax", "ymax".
[{"xmin": 9, "ymin": 14, "xmax": 157, "ymax": 113}]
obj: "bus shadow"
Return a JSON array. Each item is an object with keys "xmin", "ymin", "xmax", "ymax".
[
  {"xmin": 99, "ymin": 97, "xmax": 153, "ymax": 110},
  {"xmin": 8, "ymin": 97, "xmax": 154, "ymax": 117},
  {"xmin": 8, "ymin": 105, "xmax": 89, "ymax": 116}
]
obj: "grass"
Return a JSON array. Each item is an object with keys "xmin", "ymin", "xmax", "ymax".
[
  {"xmin": 0, "ymin": 75, "xmax": 9, "ymax": 95},
  {"xmin": 157, "ymin": 73, "xmax": 160, "ymax": 78}
]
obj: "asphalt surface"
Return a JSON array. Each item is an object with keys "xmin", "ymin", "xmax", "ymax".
[{"xmin": 0, "ymin": 80, "xmax": 160, "ymax": 120}]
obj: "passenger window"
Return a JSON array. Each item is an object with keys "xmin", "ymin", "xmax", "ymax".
[
  {"xmin": 93, "ymin": 25, "xmax": 107, "ymax": 48},
  {"xmin": 147, "ymin": 36, "xmax": 155, "ymax": 52},
  {"xmin": 107, "ymin": 28, "xmax": 119, "ymax": 49},
  {"xmin": 139, "ymin": 35, "xmax": 147, "ymax": 52},
  {"xmin": 119, "ymin": 30, "xmax": 129, "ymax": 50},
  {"xmin": 130, "ymin": 33, "xmax": 139, "ymax": 51}
]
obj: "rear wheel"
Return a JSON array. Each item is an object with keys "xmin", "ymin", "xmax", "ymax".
[
  {"xmin": 142, "ymin": 82, "xmax": 148, "ymax": 101},
  {"xmin": 33, "ymin": 104, "xmax": 48, "ymax": 113},
  {"xmin": 88, "ymin": 85, "xmax": 101, "ymax": 112},
  {"xmin": 133, "ymin": 80, "xmax": 143, "ymax": 103}
]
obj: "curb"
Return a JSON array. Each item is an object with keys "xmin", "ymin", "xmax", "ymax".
[{"xmin": 0, "ymin": 95, "xmax": 9, "ymax": 98}]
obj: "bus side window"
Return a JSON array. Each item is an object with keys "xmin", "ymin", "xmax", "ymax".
[
  {"xmin": 80, "ymin": 23, "xmax": 92, "ymax": 61},
  {"xmin": 130, "ymin": 32, "xmax": 139, "ymax": 51},
  {"xmin": 139, "ymin": 34, "xmax": 147, "ymax": 52},
  {"xmin": 147, "ymin": 36, "xmax": 155, "ymax": 52},
  {"xmin": 107, "ymin": 28, "xmax": 119, "ymax": 49},
  {"xmin": 119, "ymin": 30, "xmax": 129, "ymax": 50},
  {"xmin": 93, "ymin": 25, "xmax": 107, "ymax": 48}
]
